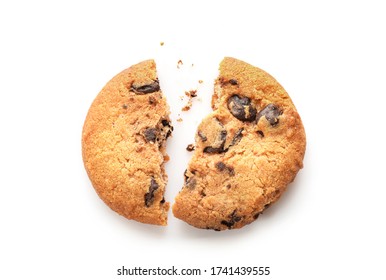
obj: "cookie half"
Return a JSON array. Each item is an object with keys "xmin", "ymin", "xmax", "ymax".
[
  {"xmin": 82, "ymin": 60, "xmax": 172, "ymax": 225},
  {"xmin": 173, "ymin": 57, "xmax": 306, "ymax": 230}
]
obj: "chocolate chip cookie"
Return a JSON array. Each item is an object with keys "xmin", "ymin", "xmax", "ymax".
[
  {"xmin": 82, "ymin": 60, "xmax": 172, "ymax": 225},
  {"xmin": 173, "ymin": 57, "xmax": 306, "ymax": 230}
]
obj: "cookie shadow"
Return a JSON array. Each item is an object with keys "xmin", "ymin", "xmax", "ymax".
[
  {"xmin": 112, "ymin": 213, "xmax": 170, "ymax": 238},
  {"xmin": 261, "ymin": 168, "xmax": 307, "ymax": 220}
]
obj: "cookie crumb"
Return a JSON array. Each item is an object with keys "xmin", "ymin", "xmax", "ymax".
[
  {"xmin": 177, "ymin": 60, "xmax": 183, "ymax": 69},
  {"xmin": 198, "ymin": 80, "xmax": 203, "ymax": 84},
  {"xmin": 185, "ymin": 90, "xmax": 197, "ymax": 98},
  {"xmin": 160, "ymin": 42, "xmax": 164, "ymax": 46},
  {"xmin": 177, "ymin": 117, "xmax": 183, "ymax": 122},
  {"xmin": 148, "ymin": 95, "xmax": 157, "ymax": 105},
  {"xmin": 182, "ymin": 90, "xmax": 198, "ymax": 111},
  {"xmin": 182, "ymin": 103, "xmax": 192, "ymax": 111},
  {"xmin": 186, "ymin": 144, "xmax": 195, "ymax": 152}
]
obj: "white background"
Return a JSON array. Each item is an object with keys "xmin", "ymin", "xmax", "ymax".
[{"xmin": 1, "ymin": 0, "xmax": 385, "ymax": 279}]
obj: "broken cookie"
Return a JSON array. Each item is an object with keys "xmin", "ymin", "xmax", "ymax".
[
  {"xmin": 172, "ymin": 57, "xmax": 306, "ymax": 230},
  {"xmin": 82, "ymin": 59, "xmax": 172, "ymax": 226}
]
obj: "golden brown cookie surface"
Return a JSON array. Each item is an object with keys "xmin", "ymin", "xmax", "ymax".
[
  {"xmin": 82, "ymin": 60, "xmax": 172, "ymax": 225},
  {"xmin": 173, "ymin": 57, "xmax": 306, "ymax": 230}
]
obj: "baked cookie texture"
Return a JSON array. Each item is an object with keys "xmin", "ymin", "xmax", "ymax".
[
  {"xmin": 82, "ymin": 60, "xmax": 172, "ymax": 225},
  {"xmin": 173, "ymin": 57, "xmax": 306, "ymax": 230}
]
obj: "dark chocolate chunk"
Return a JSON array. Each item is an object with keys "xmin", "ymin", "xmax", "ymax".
[
  {"xmin": 203, "ymin": 146, "xmax": 224, "ymax": 154},
  {"xmin": 256, "ymin": 103, "xmax": 282, "ymax": 126},
  {"xmin": 148, "ymin": 96, "xmax": 157, "ymax": 104},
  {"xmin": 220, "ymin": 130, "xmax": 227, "ymax": 141},
  {"xmin": 253, "ymin": 213, "xmax": 260, "ymax": 220},
  {"xmin": 161, "ymin": 119, "xmax": 169, "ymax": 126},
  {"xmin": 221, "ymin": 128, "xmax": 243, "ymax": 153},
  {"xmin": 227, "ymin": 166, "xmax": 235, "ymax": 176},
  {"xmin": 264, "ymin": 202, "xmax": 272, "ymax": 211},
  {"xmin": 131, "ymin": 79, "xmax": 160, "ymax": 94},
  {"xmin": 186, "ymin": 144, "xmax": 195, "ymax": 152},
  {"xmin": 227, "ymin": 95, "xmax": 257, "ymax": 122},
  {"xmin": 257, "ymin": 130, "xmax": 264, "ymax": 138},
  {"xmin": 144, "ymin": 177, "xmax": 159, "ymax": 207},
  {"xmin": 215, "ymin": 162, "xmax": 235, "ymax": 176},
  {"xmin": 160, "ymin": 119, "xmax": 173, "ymax": 139},
  {"xmin": 197, "ymin": 131, "xmax": 207, "ymax": 142},
  {"xmin": 165, "ymin": 127, "xmax": 172, "ymax": 139},
  {"xmin": 202, "ymin": 118, "xmax": 228, "ymax": 154},
  {"xmin": 143, "ymin": 121, "xmax": 171, "ymax": 147},
  {"xmin": 230, "ymin": 128, "xmax": 244, "ymax": 146},
  {"xmin": 184, "ymin": 169, "xmax": 197, "ymax": 189},
  {"xmin": 229, "ymin": 79, "xmax": 238, "ymax": 85},
  {"xmin": 203, "ymin": 130, "xmax": 227, "ymax": 154},
  {"xmin": 215, "ymin": 162, "xmax": 226, "ymax": 171},
  {"xmin": 144, "ymin": 128, "xmax": 157, "ymax": 143},
  {"xmin": 221, "ymin": 210, "xmax": 242, "ymax": 229},
  {"xmin": 160, "ymin": 197, "xmax": 165, "ymax": 204},
  {"xmin": 185, "ymin": 178, "xmax": 196, "ymax": 189}
]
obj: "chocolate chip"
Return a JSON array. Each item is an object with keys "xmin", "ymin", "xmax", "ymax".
[
  {"xmin": 184, "ymin": 169, "xmax": 188, "ymax": 181},
  {"xmin": 264, "ymin": 202, "xmax": 272, "ymax": 211},
  {"xmin": 203, "ymin": 146, "xmax": 224, "ymax": 153},
  {"xmin": 166, "ymin": 129, "xmax": 172, "ymax": 139},
  {"xmin": 221, "ymin": 210, "xmax": 242, "ymax": 229},
  {"xmin": 229, "ymin": 79, "xmax": 238, "ymax": 85},
  {"xmin": 161, "ymin": 119, "xmax": 173, "ymax": 140},
  {"xmin": 227, "ymin": 166, "xmax": 235, "ymax": 176},
  {"xmin": 197, "ymin": 131, "xmax": 207, "ymax": 142},
  {"xmin": 131, "ymin": 79, "xmax": 160, "ymax": 94},
  {"xmin": 203, "ymin": 130, "xmax": 227, "ymax": 154},
  {"xmin": 142, "ymin": 121, "xmax": 171, "ymax": 146},
  {"xmin": 257, "ymin": 130, "xmax": 264, "ymax": 137},
  {"xmin": 215, "ymin": 162, "xmax": 234, "ymax": 176},
  {"xmin": 200, "ymin": 118, "xmax": 228, "ymax": 153},
  {"xmin": 148, "ymin": 96, "xmax": 157, "ymax": 105},
  {"xmin": 185, "ymin": 178, "xmax": 196, "ymax": 189},
  {"xmin": 230, "ymin": 128, "xmax": 244, "ymax": 146},
  {"xmin": 215, "ymin": 162, "xmax": 226, "ymax": 171},
  {"xmin": 253, "ymin": 213, "xmax": 260, "ymax": 220},
  {"xmin": 256, "ymin": 103, "xmax": 282, "ymax": 126},
  {"xmin": 220, "ymin": 130, "xmax": 227, "ymax": 141},
  {"xmin": 122, "ymin": 104, "xmax": 128, "ymax": 109},
  {"xmin": 144, "ymin": 128, "xmax": 157, "ymax": 143},
  {"xmin": 221, "ymin": 220, "xmax": 233, "ymax": 227},
  {"xmin": 227, "ymin": 95, "xmax": 257, "ymax": 122},
  {"xmin": 160, "ymin": 197, "xmax": 165, "ymax": 204},
  {"xmin": 184, "ymin": 169, "xmax": 197, "ymax": 189},
  {"xmin": 202, "ymin": 147, "xmax": 218, "ymax": 153},
  {"xmin": 144, "ymin": 177, "xmax": 159, "ymax": 207},
  {"xmin": 161, "ymin": 120, "xmax": 169, "ymax": 126},
  {"xmin": 186, "ymin": 144, "xmax": 195, "ymax": 152}
]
